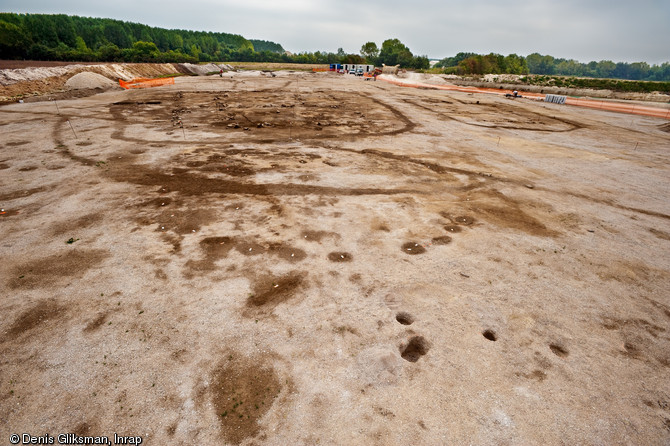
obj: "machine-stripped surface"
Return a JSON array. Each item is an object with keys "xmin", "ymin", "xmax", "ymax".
[{"xmin": 1, "ymin": 72, "xmax": 669, "ymax": 445}]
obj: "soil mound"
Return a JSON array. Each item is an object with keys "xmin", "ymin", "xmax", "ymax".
[
  {"xmin": 65, "ymin": 72, "xmax": 117, "ymax": 90},
  {"xmin": 176, "ymin": 63, "xmax": 233, "ymax": 75}
]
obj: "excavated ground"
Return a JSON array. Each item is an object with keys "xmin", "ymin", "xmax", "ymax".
[{"xmin": 1, "ymin": 71, "xmax": 669, "ymax": 445}]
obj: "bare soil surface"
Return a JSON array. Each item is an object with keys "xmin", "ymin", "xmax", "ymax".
[{"xmin": 1, "ymin": 71, "xmax": 669, "ymax": 445}]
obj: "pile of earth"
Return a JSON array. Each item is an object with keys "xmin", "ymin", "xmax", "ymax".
[
  {"xmin": 65, "ymin": 72, "xmax": 120, "ymax": 90},
  {"xmin": 176, "ymin": 63, "xmax": 235, "ymax": 75}
]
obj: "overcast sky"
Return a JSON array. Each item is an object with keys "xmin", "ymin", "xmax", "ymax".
[{"xmin": 2, "ymin": 0, "xmax": 669, "ymax": 64}]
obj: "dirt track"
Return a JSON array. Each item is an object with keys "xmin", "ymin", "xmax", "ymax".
[{"xmin": 1, "ymin": 71, "xmax": 670, "ymax": 445}]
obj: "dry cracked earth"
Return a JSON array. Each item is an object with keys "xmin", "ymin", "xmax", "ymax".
[{"xmin": 1, "ymin": 71, "xmax": 670, "ymax": 445}]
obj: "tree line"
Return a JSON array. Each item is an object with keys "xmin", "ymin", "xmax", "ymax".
[
  {"xmin": 0, "ymin": 13, "xmax": 429, "ymax": 69},
  {"xmin": 0, "ymin": 13, "xmax": 267, "ymax": 63},
  {"xmin": 3, "ymin": 13, "xmax": 665, "ymax": 80},
  {"xmin": 436, "ymin": 52, "xmax": 670, "ymax": 81}
]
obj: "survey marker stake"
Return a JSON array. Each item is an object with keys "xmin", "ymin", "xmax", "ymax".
[{"xmin": 67, "ymin": 120, "xmax": 77, "ymax": 139}]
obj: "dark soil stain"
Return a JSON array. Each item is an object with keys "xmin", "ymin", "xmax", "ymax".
[
  {"xmin": 453, "ymin": 215, "xmax": 475, "ymax": 225},
  {"xmin": 198, "ymin": 154, "xmax": 256, "ymax": 177},
  {"xmin": 0, "ymin": 186, "xmax": 46, "ymax": 201},
  {"xmin": 57, "ymin": 144, "xmax": 97, "ymax": 166},
  {"xmin": 649, "ymin": 228, "xmax": 670, "ymax": 241},
  {"xmin": 400, "ymin": 336, "xmax": 430, "ymax": 362},
  {"xmin": 301, "ymin": 230, "xmax": 340, "ymax": 242},
  {"xmin": 8, "ymin": 249, "xmax": 108, "ymax": 289},
  {"xmin": 401, "ymin": 242, "xmax": 426, "ymax": 255},
  {"xmin": 72, "ymin": 422, "xmax": 95, "ymax": 436},
  {"xmin": 483, "ymin": 329, "xmax": 497, "ymax": 341},
  {"xmin": 0, "ymin": 163, "xmax": 9, "ymax": 169},
  {"xmin": 160, "ymin": 233, "xmax": 182, "ymax": 254},
  {"xmin": 246, "ymin": 272, "xmax": 306, "ymax": 313},
  {"xmin": 51, "ymin": 212, "xmax": 103, "ymax": 236},
  {"xmin": 4, "ymin": 299, "xmax": 66, "ymax": 341},
  {"xmin": 185, "ymin": 236, "xmax": 236, "ymax": 273},
  {"xmin": 549, "ymin": 343, "xmax": 569, "ymax": 358},
  {"xmin": 464, "ymin": 189, "xmax": 556, "ymax": 237},
  {"xmin": 6, "ymin": 141, "xmax": 29, "ymax": 146},
  {"xmin": 187, "ymin": 237, "xmax": 306, "ymax": 275},
  {"xmin": 601, "ymin": 317, "xmax": 665, "ymax": 338},
  {"xmin": 360, "ymin": 149, "xmax": 454, "ymax": 175},
  {"xmin": 518, "ymin": 370, "xmax": 547, "ymax": 382},
  {"xmin": 210, "ymin": 354, "xmax": 283, "ymax": 444},
  {"xmin": 110, "ymin": 90, "xmax": 414, "ymax": 144},
  {"xmin": 83, "ymin": 312, "xmax": 108, "ymax": 332},
  {"xmin": 443, "ymin": 225, "xmax": 462, "ymax": 234},
  {"xmin": 431, "ymin": 235, "xmax": 452, "ymax": 245},
  {"xmin": 327, "ymin": 252, "xmax": 353, "ymax": 262},
  {"xmin": 153, "ymin": 208, "xmax": 215, "ymax": 235},
  {"xmin": 1, "ymin": 209, "xmax": 21, "ymax": 217},
  {"xmin": 405, "ymin": 98, "xmax": 581, "ymax": 132},
  {"xmin": 136, "ymin": 196, "xmax": 176, "ymax": 209},
  {"xmin": 18, "ymin": 166, "xmax": 37, "ymax": 172},
  {"xmin": 267, "ymin": 243, "xmax": 307, "ymax": 262},
  {"xmin": 622, "ymin": 342, "xmax": 642, "ymax": 359},
  {"xmin": 105, "ymin": 160, "xmax": 412, "ymax": 198}
]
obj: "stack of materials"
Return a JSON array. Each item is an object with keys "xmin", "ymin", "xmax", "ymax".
[{"xmin": 544, "ymin": 94, "xmax": 567, "ymax": 104}]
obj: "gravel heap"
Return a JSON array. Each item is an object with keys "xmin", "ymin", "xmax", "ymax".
[{"xmin": 65, "ymin": 72, "xmax": 118, "ymax": 90}]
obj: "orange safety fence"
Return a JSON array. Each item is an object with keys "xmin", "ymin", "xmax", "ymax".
[
  {"xmin": 377, "ymin": 75, "xmax": 670, "ymax": 120},
  {"xmin": 119, "ymin": 77, "xmax": 175, "ymax": 89},
  {"xmin": 312, "ymin": 68, "xmax": 331, "ymax": 72}
]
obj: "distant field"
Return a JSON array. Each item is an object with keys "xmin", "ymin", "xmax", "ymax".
[{"xmin": 226, "ymin": 62, "xmax": 329, "ymax": 71}]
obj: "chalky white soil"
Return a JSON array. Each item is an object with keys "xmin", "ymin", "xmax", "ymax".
[{"xmin": 1, "ymin": 71, "xmax": 669, "ymax": 445}]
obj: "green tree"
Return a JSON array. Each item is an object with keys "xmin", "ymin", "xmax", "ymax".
[
  {"xmin": 595, "ymin": 60, "xmax": 616, "ymax": 78},
  {"xmin": 103, "ymin": 22, "xmax": 132, "ymax": 48},
  {"xmin": 132, "ymin": 40, "xmax": 160, "ymax": 62},
  {"xmin": 526, "ymin": 53, "xmax": 555, "ymax": 74},
  {"xmin": 0, "ymin": 20, "xmax": 28, "ymax": 58},
  {"xmin": 342, "ymin": 53, "xmax": 365, "ymax": 64},
  {"xmin": 360, "ymin": 41, "xmax": 379, "ymax": 61},
  {"xmin": 503, "ymin": 54, "xmax": 528, "ymax": 74},
  {"xmin": 378, "ymin": 38, "xmax": 411, "ymax": 65},
  {"xmin": 74, "ymin": 36, "xmax": 88, "ymax": 52},
  {"xmin": 435, "ymin": 52, "xmax": 477, "ymax": 68},
  {"xmin": 98, "ymin": 43, "xmax": 120, "ymax": 61}
]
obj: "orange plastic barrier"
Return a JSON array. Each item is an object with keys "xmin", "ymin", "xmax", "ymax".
[
  {"xmin": 312, "ymin": 68, "xmax": 330, "ymax": 72},
  {"xmin": 564, "ymin": 97, "xmax": 670, "ymax": 119},
  {"xmin": 119, "ymin": 77, "xmax": 175, "ymax": 89},
  {"xmin": 377, "ymin": 75, "xmax": 670, "ymax": 120}
]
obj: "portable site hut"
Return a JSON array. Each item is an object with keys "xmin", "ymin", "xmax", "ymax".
[
  {"xmin": 329, "ymin": 64, "xmax": 343, "ymax": 71},
  {"xmin": 342, "ymin": 64, "xmax": 375, "ymax": 73}
]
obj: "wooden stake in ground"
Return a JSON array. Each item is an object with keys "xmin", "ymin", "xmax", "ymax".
[{"xmin": 67, "ymin": 120, "xmax": 77, "ymax": 139}]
